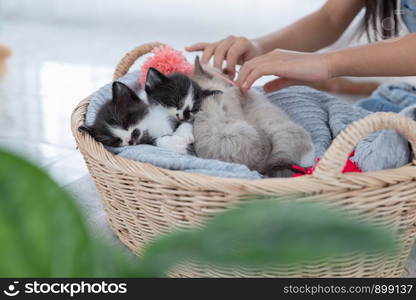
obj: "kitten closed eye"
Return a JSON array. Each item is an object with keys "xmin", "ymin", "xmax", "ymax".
[
  {"xmin": 83, "ymin": 82, "xmax": 151, "ymax": 147},
  {"xmin": 144, "ymin": 67, "xmax": 221, "ymax": 122}
]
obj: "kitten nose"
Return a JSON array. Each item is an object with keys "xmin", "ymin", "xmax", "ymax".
[{"xmin": 128, "ymin": 140, "xmax": 135, "ymax": 145}]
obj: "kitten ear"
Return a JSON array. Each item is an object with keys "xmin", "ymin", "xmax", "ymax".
[
  {"xmin": 145, "ymin": 68, "xmax": 167, "ymax": 91},
  {"xmin": 112, "ymin": 81, "xmax": 140, "ymax": 107},
  {"xmin": 193, "ymin": 56, "xmax": 212, "ymax": 78},
  {"xmin": 78, "ymin": 125, "xmax": 95, "ymax": 137}
]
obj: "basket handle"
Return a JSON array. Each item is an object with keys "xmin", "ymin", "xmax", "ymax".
[
  {"xmin": 113, "ymin": 42, "xmax": 166, "ymax": 81},
  {"xmin": 313, "ymin": 112, "xmax": 416, "ymax": 179}
]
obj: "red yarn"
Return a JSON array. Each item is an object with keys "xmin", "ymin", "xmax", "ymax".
[
  {"xmin": 342, "ymin": 151, "xmax": 362, "ymax": 173},
  {"xmin": 292, "ymin": 151, "xmax": 362, "ymax": 177}
]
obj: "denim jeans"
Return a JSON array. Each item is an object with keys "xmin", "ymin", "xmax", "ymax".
[
  {"xmin": 401, "ymin": 0, "xmax": 416, "ymax": 33},
  {"xmin": 356, "ymin": 83, "xmax": 416, "ymax": 113}
]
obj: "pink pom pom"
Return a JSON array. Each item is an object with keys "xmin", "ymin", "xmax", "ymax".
[{"xmin": 139, "ymin": 45, "xmax": 193, "ymax": 86}]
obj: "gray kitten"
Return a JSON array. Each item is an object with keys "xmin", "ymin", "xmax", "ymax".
[{"xmin": 191, "ymin": 57, "xmax": 315, "ymax": 177}]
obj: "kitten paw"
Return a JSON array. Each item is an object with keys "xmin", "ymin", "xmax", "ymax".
[
  {"xmin": 156, "ymin": 135, "xmax": 189, "ymax": 155},
  {"xmin": 174, "ymin": 122, "xmax": 194, "ymax": 144}
]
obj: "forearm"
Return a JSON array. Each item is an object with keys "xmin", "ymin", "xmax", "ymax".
[
  {"xmin": 327, "ymin": 33, "xmax": 416, "ymax": 77},
  {"xmin": 253, "ymin": 0, "xmax": 364, "ymax": 54},
  {"xmin": 254, "ymin": 10, "xmax": 341, "ymax": 53}
]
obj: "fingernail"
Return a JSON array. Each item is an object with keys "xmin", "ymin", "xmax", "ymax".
[{"xmin": 242, "ymin": 82, "xmax": 248, "ymax": 89}]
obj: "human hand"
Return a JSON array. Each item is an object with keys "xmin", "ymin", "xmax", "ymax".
[
  {"xmin": 236, "ymin": 49, "xmax": 331, "ymax": 93},
  {"xmin": 185, "ymin": 36, "xmax": 262, "ymax": 79}
]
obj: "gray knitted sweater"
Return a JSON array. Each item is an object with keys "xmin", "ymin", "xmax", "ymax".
[{"xmin": 261, "ymin": 87, "xmax": 411, "ymax": 172}]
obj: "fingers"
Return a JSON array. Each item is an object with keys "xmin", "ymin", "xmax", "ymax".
[
  {"xmin": 235, "ymin": 61, "xmax": 253, "ymax": 87},
  {"xmin": 237, "ymin": 50, "xmax": 283, "ymax": 92},
  {"xmin": 201, "ymin": 42, "xmax": 219, "ymax": 64},
  {"xmin": 187, "ymin": 36, "xmax": 251, "ymax": 76},
  {"xmin": 225, "ymin": 40, "xmax": 247, "ymax": 79},
  {"xmin": 263, "ymin": 78, "xmax": 307, "ymax": 93},
  {"xmin": 213, "ymin": 37, "xmax": 234, "ymax": 70},
  {"xmin": 241, "ymin": 66, "xmax": 269, "ymax": 92},
  {"xmin": 185, "ymin": 42, "xmax": 209, "ymax": 52},
  {"xmin": 236, "ymin": 57, "xmax": 263, "ymax": 91},
  {"xmin": 186, "ymin": 42, "xmax": 219, "ymax": 64}
]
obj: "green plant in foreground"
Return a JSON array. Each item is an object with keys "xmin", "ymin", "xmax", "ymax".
[
  {"xmin": 0, "ymin": 149, "xmax": 141, "ymax": 277},
  {"xmin": 0, "ymin": 149, "xmax": 396, "ymax": 277},
  {"xmin": 138, "ymin": 200, "xmax": 397, "ymax": 276}
]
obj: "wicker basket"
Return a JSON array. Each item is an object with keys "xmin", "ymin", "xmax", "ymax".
[{"xmin": 71, "ymin": 43, "xmax": 416, "ymax": 277}]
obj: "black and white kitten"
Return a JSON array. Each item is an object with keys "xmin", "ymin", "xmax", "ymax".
[
  {"xmin": 143, "ymin": 67, "xmax": 221, "ymax": 122},
  {"xmin": 79, "ymin": 81, "xmax": 194, "ymax": 153}
]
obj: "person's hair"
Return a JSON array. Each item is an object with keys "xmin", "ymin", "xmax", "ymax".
[{"xmin": 362, "ymin": 0, "xmax": 399, "ymax": 41}]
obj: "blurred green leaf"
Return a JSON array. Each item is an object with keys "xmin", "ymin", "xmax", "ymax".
[
  {"xmin": 140, "ymin": 200, "xmax": 396, "ymax": 276},
  {"xmin": 0, "ymin": 149, "xmax": 141, "ymax": 277}
]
